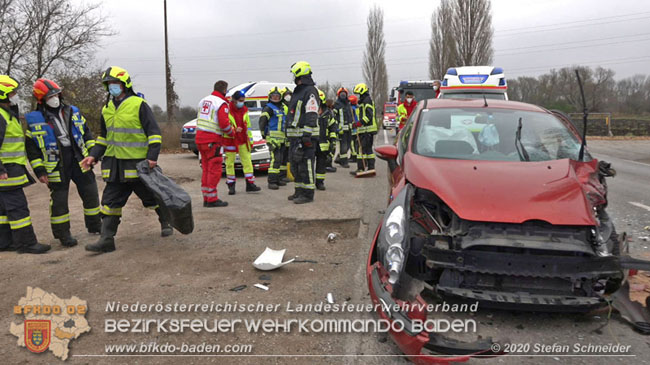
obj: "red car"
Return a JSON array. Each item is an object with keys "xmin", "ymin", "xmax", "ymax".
[{"xmin": 370, "ymin": 98, "xmax": 650, "ymax": 362}]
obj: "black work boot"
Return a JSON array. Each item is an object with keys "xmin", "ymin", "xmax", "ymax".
[
  {"xmin": 59, "ymin": 232, "xmax": 78, "ymax": 247},
  {"xmin": 280, "ymin": 176, "xmax": 291, "ymax": 184},
  {"xmin": 268, "ymin": 174, "xmax": 279, "ymax": 190},
  {"xmin": 294, "ymin": 189, "xmax": 314, "ymax": 204},
  {"xmin": 340, "ymin": 158, "xmax": 349, "ymax": 168},
  {"xmin": 228, "ymin": 182, "xmax": 236, "ymax": 195},
  {"xmin": 85, "ymin": 216, "xmax": 119, "ymax": 253},
  {"xmin": 156, "ymin": 208, "xmax": 173, "ymax": 237},
  {"xmin": 325, "ymin": 166, "xmax": 337, "ymax": 173},
  {"xmin": 86, "ymin": 215, "xmax": 102, "ymax": 234},
  {"xmin": 246, "ymin": 181, "xmax": 261, "ymax": 192},
  {"xmin": 316, "ymin": 181, "xmax": 326, "ymax": 191},
  {"xmin": 277, "ymin": 179, "xmax": 287, "ymax": 186},
  {"xmin": 15, "ymin": 226, "xmax": 51, "ymax": 254},
  {"xmin": 288, "ymin": 187, "xmax": 301, "ymax": 201},
  {"xmin": 205, "ymin": 199, "xmax": 228, "ymax": 207}
]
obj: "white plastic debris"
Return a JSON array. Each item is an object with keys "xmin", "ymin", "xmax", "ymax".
[
  {"xmin": 639, "ymin": 236, "xmax": 650, "ymax": 242},
  {"xmin": 254, "ymin": 284, "xmax": 269, "ymax": 291},
  {"xmin": 253, "ymin": 247, "xmax": 295, "ymax": 271},
  {"xmin": 327, "ymin": 232, "xmax": 340, "ymax": 243},
  {"xmin": 327, "ymin": 293, "xmax": 335, "ymax": 304}
]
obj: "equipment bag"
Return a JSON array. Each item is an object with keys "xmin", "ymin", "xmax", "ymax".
[{"xmin": 136, "ymin": 160, "xmax": 194, "ymax": 234}]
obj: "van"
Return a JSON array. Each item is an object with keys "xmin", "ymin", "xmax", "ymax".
[{"xmin": 226, "ymin": 81, "xmax": 295, "ymax": 110}]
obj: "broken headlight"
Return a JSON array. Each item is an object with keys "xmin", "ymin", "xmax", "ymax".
[{"xmin": 379, "ymin": 184, "xmax": 413, "ymax": 285}]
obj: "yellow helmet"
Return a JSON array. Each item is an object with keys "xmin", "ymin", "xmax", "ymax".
[
  {"xmin": 280, "ymin": 87, "xmax": 292, "ymax": 98},
  {"xmin": 102, "ymin": 66, "xmax": 133, "ymax": 90},
  {"xmin": 0, "ymin": 75, "xmax": 19, "ymax": 101},
  {"xmin": 353, "ymin": 83, "xmax": 368, "ymax": 95},
  {"xmin": 317, "ymin": 89, "xmax": 326, "ymax": 103},
  {"xmin": 268, "ymin": 86, "xmax": 282, "ymax": 101},
  {"xmin": 290, "ymin": 61, "xmax": 312, "ymax": 78}
]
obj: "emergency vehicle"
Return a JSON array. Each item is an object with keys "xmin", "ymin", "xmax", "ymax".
[
  {"xmin": 439, "ymin": 66, "xmax": 508, "ymax": 100},
  {"xmin": 226, "ymin": 81, "xmax": 294, "ymax": 110},
  {"xmin": 382, "ymin": 102, "xmax": 398, "ymax": 130},
  {"xmin": 390, "ymin": 80, "xmax": 438, "ymax": 104}
]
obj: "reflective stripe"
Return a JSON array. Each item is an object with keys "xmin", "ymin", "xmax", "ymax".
[
  {"xmin": 0, "ymin": 174, "xmax": 29, "ymax": 186},
  {"xmin": 50, "ymin": 213, "xmax": 71, "ymax": 225},
  {"xmin": 9, "ymin": 216, "xmax": 32, "ymax": 229},
  {"xmin": 0, "ymin": 151, "xmax": 25, "ymax": 158},
  {"xmin": 102, "ymin": 169, "xmax": 110, "ymax": 178},
  {"xmin": 30, "ymin": 159, "xmax": 44, "ymax": 169},
  {"xmin": 305, "ymin": 159, "xmax": 315, "ymax": 189},
  {"xmin": 148, "ymin": 135, "xmax": 162, "ymax": 144},
  {"xmin": 3, "ymin": 137, "xmax": 23, "ymax": 143},
  {"xmin": 100, "ymin": 205, "xmax": 122, "ymax": 216},
  {"xmin": 107, "ymin": 141, "xmax": 148, "ymax": 148},
  {"xmin": 0, "ymin": 215, "xmax": 8, "ymax": 224},
  {"xmin": 96, "ymin": 136, "xmax": 108, "ymax": 146},
  {"xmin": 85, "ymin": 140, "xmax": 96, "ymax": 148},
  {"xmin": 316, "ymin": 173, "xmax": 326, "ymax": 180},
  {"xmin": 107, "ymin": 126, "xmax": 144, "ymax": 134},
  {"xmin": 84, "ymin": 207, "xmax": 101, "ymax": 216},
  {"xmin": 124, "ymin": 169, "xmax": 139, "ymax": 179}
]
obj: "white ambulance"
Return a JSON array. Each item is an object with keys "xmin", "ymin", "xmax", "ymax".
[
  {"xmin": 439, "ymin": 66, "xmax": 508, "ymax": 100},
  {"xmin": 226, "ymin": 81, "xmax": 295, "ymax": 110}
]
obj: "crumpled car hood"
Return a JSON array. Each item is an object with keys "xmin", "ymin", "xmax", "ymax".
[{"xmin": 404, "ymin": 153, "xmax": 601, "ymax": 225}]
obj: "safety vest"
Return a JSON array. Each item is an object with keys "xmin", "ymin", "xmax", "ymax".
[
  {"xmin": 102, "ymin": 96, "xmax": 155, "ymax": 160},
  {"xmin": 196, "ymin": 94, "xmax": 227, "ymax": 135},
  {"xmin": 0, "ymin": 107, "xmax": 29, "ymax": 188},
  {"xmin": 360, "ymin": 101, "xmax": 377, "ymax": 134},
  {"xmin": 25, "ymin": 106, "xmax": 93, "ymax": 182},
  {"xmin": 225, "ymin": 110, "xmax": 252, "ymax": 143},
  {"xmin": 265, "ymin": 103, "xmax": 285, "ymax": 140},
  {"xmin": 351, "ymin": 105, "xmax": 359, "ymax": 136}
]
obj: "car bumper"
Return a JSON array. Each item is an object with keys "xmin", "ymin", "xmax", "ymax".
[
  {"xmin": 383, "ymin": 120, "xmax": 398, "ymax": 128},
  {"xmin": 180, "ymin": 135, "xmax": 197, "ymax": 152},
  {"xmin": 366, "ymin": 225, "xmax": 503, "ymax": 363}
]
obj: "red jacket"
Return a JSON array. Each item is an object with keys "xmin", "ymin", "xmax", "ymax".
[
  {"xmin": 224, "ymin": 101, "xmax": 250, "ymax": 147},
  {"xmin": 195, "ymin": 91, "xmax": 232, "ymax": 145}
]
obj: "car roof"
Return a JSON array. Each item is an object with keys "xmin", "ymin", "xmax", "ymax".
[{"xmin": 423, "ymin": 98, "xmax": 547, "ymax": 113}]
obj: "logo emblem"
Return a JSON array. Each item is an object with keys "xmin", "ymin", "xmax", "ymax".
[{"xmin": 24, "ymin": 320, "xmax": 51, "ymax": 353}]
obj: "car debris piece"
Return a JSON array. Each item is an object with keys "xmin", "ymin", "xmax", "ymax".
[
  {"xmin": 327, "ymin": 232, "xmax": 339, "ymax": 243},
  {"xmin": 258, "ymin": 274, "xmax": 272, "ymax": 281},
  {"xmin": 254, "ymin": 284, "xmax": 269, "ymax": 291},
  {"xmin": 253, "ymin": 247, "xmax": 295, "ymax": 271},
  {"xmin": 229, "ymin": 285, "xmax": 246, "ymax": 292},
  {"xmin": 327, "ymin": 293, "xmax": 335, "ymax": 304},
  {"xmin": 611, "ymin": 282, "xmax": 650, "ymax": 334}
]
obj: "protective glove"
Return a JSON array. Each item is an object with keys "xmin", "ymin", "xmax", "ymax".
[
  {"xmin": 354, "ymin": 121, "xmax": 362, "ymax": 128},
  {"xmin": 301, "ymin": 135, "xmax": 312, "ymax": 148}
]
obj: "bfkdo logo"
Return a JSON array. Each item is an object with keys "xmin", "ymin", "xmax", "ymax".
[{"xmin": 24, "ymin": 320, "xmax": 51, "ymax": 353}]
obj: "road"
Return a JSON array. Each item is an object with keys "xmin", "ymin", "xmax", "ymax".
[{"xmin": 1, "ymin": 136, "xmax": 649, "ymax": 364}]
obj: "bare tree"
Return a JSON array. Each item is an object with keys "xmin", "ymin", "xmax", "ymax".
[
  {"xmin": 428, "ymin": 0, "xmax": 455, "ymax": 79},
  {"xmin": 449, "ymin": 0, "xmax": 493, "ymax": 66},
  {"xmin": 362, "ymin": 5, "xmax": 388, "ymax": 108},
  {"xmin": 0, "ymin": 0, "xmax": 32, "ymax": 75}
]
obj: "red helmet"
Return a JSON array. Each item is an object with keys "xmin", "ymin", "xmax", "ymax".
[
  {"xmin": 336, "ymin": 87, "xmax": 349, "ymax": 97},
  {"xmin": 33, "ymin": 78, "xmax": 62, "ymax": 103},
  {"xmin": 348, "ymin": 94, "xmax": 358, "ymax": 105}
]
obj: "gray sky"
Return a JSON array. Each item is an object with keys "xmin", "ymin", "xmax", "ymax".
[{"xmin": 89, "ymin": 0, "xmax": 650, "ymax": 109}]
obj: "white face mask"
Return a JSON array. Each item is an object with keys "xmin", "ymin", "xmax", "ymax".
[
  {"xmin": 284, "ymin": 95, "xmax": 291, "ymax": 102},
  {"xmin": 406, "ymin": 97, "xmax": 413, "ymax": 103},
  {"xmin": 46, "ymin": 96, "xmax": 60, "ymax": 108},
  {"xmin": 433, "ymin": 85, "xmax": 439, "ymax": 91},
  {"xmin": 8, "ymin": 94, "xmax": 19, "ymax": 106}
]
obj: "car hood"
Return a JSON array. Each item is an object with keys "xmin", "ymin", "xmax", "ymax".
[{"xmin": 404, "ymin": 153, "xmax": 601, "ymax": 225}]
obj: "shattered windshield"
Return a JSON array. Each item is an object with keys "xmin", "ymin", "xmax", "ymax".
[{"xmin": 413, "ymin": 108, "xmax": 587, "ymax": 162}]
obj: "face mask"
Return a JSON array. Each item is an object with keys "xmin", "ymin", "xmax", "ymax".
[
  {"xmin": 8, "ymin": 94, "xmax": 19, "ymax": 106},
  {"xmin": 236, "ymin": 101, "xmax": 244, "ymax": 109},
  {"xmin": 284, "ymin": 95, "xmax": 291, "ymax": 102},
  {"xmin": 433, "ymin": 85, "xmax": 439, "ymax": 91},
  {"xmin": 406, "ymin": 97, "xmax": 413, "ymax": 103},
  {"xmin": 108, "ymin": 84, "xmax": 122, "ymax": 97},
  {"xmin": 46, "ymin": 96, "xmax": 60, "ymax": 108}
]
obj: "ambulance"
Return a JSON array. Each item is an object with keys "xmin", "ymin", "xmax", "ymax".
[
  {"xmin": 226, "ymin": 81, "xmax": 295, "ymax": 110},
  {"xmin": 439, "ymin": 66, "xmax": 508, "ymax": 100}
]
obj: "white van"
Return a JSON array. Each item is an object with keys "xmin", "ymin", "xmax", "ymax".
[
  {"xmin": 439, "ymin": 66, "xmax": 508, "ymax": 100},
  {"xmin": 226, "ymin": 81, "xmax": 294, "ymax": 110}
]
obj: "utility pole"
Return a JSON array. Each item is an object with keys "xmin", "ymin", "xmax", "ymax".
[{"xmin": 164, "ymin": 0, "xmax": 175, "ymax": 123}]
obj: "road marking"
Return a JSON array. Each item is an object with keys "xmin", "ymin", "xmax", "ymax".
[
  {"xmin": 383, "ymin": 129, "xmax": 388, "ymax": 144},
  {"xmin": 593, "ymin": 153, "xmax": 650, "ymax": 167},
  {"xmin": 629, "ymin": 201, "xmax": 650, "ymax": 212}
]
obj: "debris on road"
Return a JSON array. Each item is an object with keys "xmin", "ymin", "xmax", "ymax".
[
  {"xmin": 639, "ymin": 236, "xmax": 650, "ymax": 242},
  {"xmin": 327, "ymin": 293, "xmax": 335, "ymax": 304},
  {"xmin": 254, "ymin": 284, "xmax": 269, "ymax": 291},
  {"xmin": 253, "ymin": 247, "xmax": 295, "ymax": 271},
  {"xmin": 327, "ymin": 232, "xmax": 339, "ymax": 243},
  {"xmin": 229, "ymin": 285, "xmax": 247, "ymax": 292},
  {"xmin": 294, "ymin": 259, "xmax": 318, "ymax": 264},
  {"xmin": 258, "ymin": 274, "xmax": 272, "ymax": 281}
]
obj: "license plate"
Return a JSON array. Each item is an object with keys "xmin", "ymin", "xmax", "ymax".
[{"xmin": 181, "ymin": 143, "xmax": 189, "ymax": 148}]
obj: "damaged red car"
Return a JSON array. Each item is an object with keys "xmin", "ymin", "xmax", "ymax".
[{"xmin": 368, "ymin": 98, "xmax": 650, "ymax": 363}]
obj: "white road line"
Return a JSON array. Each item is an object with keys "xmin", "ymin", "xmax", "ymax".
[
  {"xmin": 383, "ymin": 129, "xmax": 389, "ymax": 144},
  {"xmin": 629, "ymin": 201, "xmax": 650, "ymax": 212},
  {"xmin": 593, "ymin": 153, "xmax": 650, "ymax": 167}
]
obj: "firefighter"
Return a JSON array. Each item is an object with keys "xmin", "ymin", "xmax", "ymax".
[
  {"xmin": 397, "ymin": 90, "xmax": 416, "ymax": 130},
  {"xmin": 224, "ymin": 91, "xmax": 261, "ymax": 195},
  {"xmin": 324, "ymin": 99, "xmax": 337, "ymax": 173},
  {"xmin": 259, "ymin": 87, "xmax": 286, "ymax": 190},
  {"xmin": 0, "ymin": 75, "xmax": 50, "ymax": 254},
  {"xmin": 81, "ymin": 66, "xmax": 172, "ymax": 253},
  {"xmin": 332, "ymin": 87, "xmax": 353, "ymax": 168},
  {"xmin": 315, "ymin": 89, "xmax": 337, "ymax": 190},
  {"xmin": 352, "ymin": 83, "xmax": 377, "ymax": 176},
  {"xmin": 195, "ymin": 80, "xmax": 232, "ymax": 207},
  {"xmin": 278, "ymin": 87, "xmax": 292, "ymax": 184},
  {"xmin": 286, "ymin": 61, "xmax": 319, "ymax": 204},
  {"xmin": 348, "ymin": 94, "xmax": 360, "ymax": 165},
  {"xmin": 24, "ymin": 78, "xmax": 101, "ymax": 247}
]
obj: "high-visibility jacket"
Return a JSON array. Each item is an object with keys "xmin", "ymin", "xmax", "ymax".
[
  {"xmin": 286, "ymin": 79, "xmax": 319, "ymax": 140},
  {"xmin": 351, "ymin": 105, "xmax": 359, "ymax": 136},
  {"xmin": 224, "ymin": 102, "xmax": 252, "ymax": 150},
  {"xmin": 196, "ymin": 92, "xmax": 233, "ymax": 144},
  {"xmin": 0, "ymin": 107, "xmax": 32, "ymax": 189},
  {"xmin": 259, "ymin": 102, "xmax": 286, "ymax": 143},
  {"xmin": 24, "ymin": 105, "xmax": 94, "ymax": 182},
  {"xmin": 397, "ymin": 100, "xmax": 416, "ymax": 129},
  {"xmin": 332, "ymin": 99, "xmax": 353, "ymax": 133},
  {"xmin": 317, "ymin": 108, "xmax": 337, "ymax": 152},
  {"xmin": 358, "ymin": 94, "xmax": 377, "ymax": 134},
  {"xmin": 101, "ymin": 96, "xmax": 159, "ymax": 160}
]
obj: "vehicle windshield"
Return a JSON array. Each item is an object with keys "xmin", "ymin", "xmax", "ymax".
[
  {"xmin": 440, "ymin": 92, "xmax": 506, "ymax": 100},
  {"xmin": 413, "ymin": 108, "xmax": 587, "ymax": 162},
  {"xmin": 400, "ymin": 88, "xmax": 437, "ymax": 103},
  {"xmin": 385, "ymin": 106, "xmax": 396, "ymax": 113}
]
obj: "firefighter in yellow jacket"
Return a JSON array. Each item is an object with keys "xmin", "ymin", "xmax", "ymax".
[
  {"xmin": 0, "ymin": 75, "xmax": 50, "ymax": 254},
  {"xmin": 81, "ymin": 66, "xmax": 172, "ymax": 253}
]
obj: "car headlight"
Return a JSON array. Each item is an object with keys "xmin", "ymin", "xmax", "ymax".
[{"xmin": 378, "ymin": 184, "xmax": 412, "ymax": 285}]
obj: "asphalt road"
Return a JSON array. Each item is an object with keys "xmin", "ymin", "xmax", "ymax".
[{"xmin": 2, "ymin": 135, "xmax": 649, "ymax": 364}]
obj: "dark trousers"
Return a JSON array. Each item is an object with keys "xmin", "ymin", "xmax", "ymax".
[
  {"xmin": 338, "ymin": 131, "xmax": 351, "ymax": 159},
  {"xmin": 49, "ymin": 147, "xmax": 101, "ymax": 238},
  {"xmin": 357, "ymin": 133, "xmax": 376, "ymax": 171},
  {"xmin": 0, "ymin": 188, "xmax": 38, "ymax": 249},
  {"xmin": 100, "ymin": 180, "xmax": 162, "ymax": 235},
  {"xmin": 315, "ymin": 148, "xmax": 328, "ymax": 184},
  {"xmin": 268, "ymin": 139, "xmax": 285, "ymax": 184},
  {"xmin": 279, "ymin": 142, "xmax": 289, "ymax": 180},
  {"xmin": 292, "ymin": 141, "xmax": 316, "ymax": 195}
]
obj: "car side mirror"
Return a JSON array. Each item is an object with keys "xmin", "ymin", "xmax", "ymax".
[{"xmin": 375, "ymin": 145, "xmax": 398, "ymax": 161}]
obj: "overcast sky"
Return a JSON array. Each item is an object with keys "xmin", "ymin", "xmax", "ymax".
[{"xmin": 88, "ymin": 0, "xmax": 650, "ymax": 109}]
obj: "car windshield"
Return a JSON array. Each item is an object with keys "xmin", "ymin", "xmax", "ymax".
[
  {"xmin": 413, "ymin": 108, "xmax": 586, "ymax": 162},
  {"xmin": 401, "ymin": 88, "xmax": 436, "ymax": 103},
  {"xmin": 440, "ymin": 93, "xmax": 506, "ymax": 100},
  {"xmin": 385, "ymin": 106, "xmax": 396, "ymax": 113}
]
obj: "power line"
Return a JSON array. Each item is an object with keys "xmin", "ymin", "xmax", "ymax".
[{"xmin": 496, "ymin": 11, "xmax": 650, "ymax": 33}]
